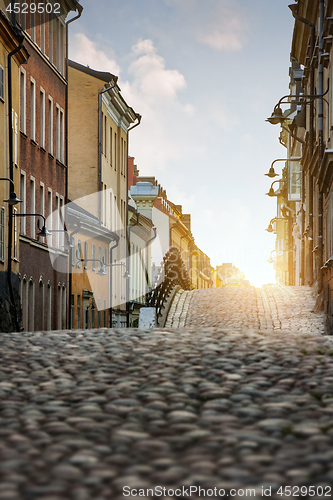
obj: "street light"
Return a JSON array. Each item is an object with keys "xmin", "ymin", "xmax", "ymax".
[
  {"xmin": 265, "ymin": 158, "xmax": 302, "ymax": 178},
  {"xmin": 265, "ymin": 218, "xmax": 284, "ymax": 233},
  {"xmin": 14, "ymin": 213, "xmax": 49, "ymax": 236},
  {"xmin": 267, "ymin": 250, "xmax": 276, "ymax": 264},
  {"xmin": 266, "ymin": 179, "xmax": 287, "ymax": 197},
  {"xmin": 1, "ymin": 177, "xmax": 21, "ymax": 205}
]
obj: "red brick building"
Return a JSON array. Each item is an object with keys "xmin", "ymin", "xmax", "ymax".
[{"xmin": 15, "ymin": 2, "xmax": 82, "ymax": 331}]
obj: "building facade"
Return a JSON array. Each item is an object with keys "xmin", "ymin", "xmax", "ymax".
[
  {"xmin": 0, "ymin": 10, "xmax": 28, "ymax": 331},
  {"xmin": 68, "ymin": 60, "xmax": 140, "ymax": 328},
  {"xmin": 15, "ymin": 1, "xmax": 82, "ymax": 332}
]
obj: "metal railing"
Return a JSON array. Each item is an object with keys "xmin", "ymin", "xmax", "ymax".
[{"xmin": 146, "ymin": 246, "xmax": 191, "ymax": 323}]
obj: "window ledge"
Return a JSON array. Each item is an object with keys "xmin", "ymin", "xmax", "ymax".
[
  {"xmin": 56, "ymin": 159, "xmax": 66, "ymax": 168},
  {"xmin": 31, "ymin": 139, "xmax": 38, "ymax": 147},
  {"xmin": 20, "ymin": 131, "xmax": 27, "ymax": 138},
  {"xmin": 48, "ymin": 152, "xmax": 54, "ymax": 160},
  {"xmin": 40, "ymin": 146, "xmax": 46, "ymax": 153}
]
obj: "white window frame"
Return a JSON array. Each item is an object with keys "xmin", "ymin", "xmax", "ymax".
[
  {"xmin": 55, "ymin": 193, "xmax": 60, "ymax": 248},
  {"xmin": 30, "ymin": 78, "xmax": 36, "ymax": 142},
  {"xmin": 288, "ymin": 159, "xmax": 302, "ymax": 201},
  {"xmin": 40, "ymin": 11, "xmax": 45, "ymax": 53},
  {"xmin": 20, "ymin": 171, "xmax": 26, "ymax": 235},
  {"xmin": 30, "ymin": 176, "xmax": 36, "ymax": 239},
  {"xmin": 20, "ymin": 68, "xmax": 26, "ymax": 133},
  {"xmin": 48, "ymin": 15, "xmax": 53, "ymax": 64},
  {"xmin": 40, "ymin": 182, "xmax": 45, "ymax": 219},
  {"xmin": 48, "ymin": 96, "xmax": 53, "ymax": 155},
  {"xmin": 40, "ymin": 88, "xmax": 45, "ymax": 149}
]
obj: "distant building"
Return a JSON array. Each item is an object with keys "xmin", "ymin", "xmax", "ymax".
[{"xmin": 215, "ymin": 263, "xmax": 250, "ymax": 287}]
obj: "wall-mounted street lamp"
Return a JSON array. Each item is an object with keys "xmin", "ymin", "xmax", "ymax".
[
  {"xmin": 265, "ymin": 218, "xmax": 285, "ymax": 233},
  {"xmin": 266, "ymin": 179, "xmax": 287, "ymax": 197},
  {"xmin": 265, "ymin": 158, "xmax": 302, "ymax": 178},
  {"xmin": 267, "ymin": 250, "xmax": 277, "ymax": 264},
  {"xmin": 106, "ymin": 261, "xmax": 131, "ymax": 279},
  {"xmin": 1, "ymin": 177, "xmax": 21, "ymax": 205},
  {"xmin": 14, "ymin": 213, "xmax": 48, "ymax": 236},
  {"xmin": 76, "ymin": 255, "xmax": 107, "ymax": 276},
  {"xmin": 266, "ymin": 83, "xmax": 330, "ymax": 125}
]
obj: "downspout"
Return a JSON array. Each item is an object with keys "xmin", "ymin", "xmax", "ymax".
[
  {"xmin": 125, "ymin": 114, "xmax": 141, "ymax": 326},
  {"xmin": 109, "ymin": 235, "xmax": 120, "ymax": 328},
  {"xmin": 65, "ymin": 3, "xmax": 83, "ymax": 329},
  {"xmin": 289, "ymin": 4, "xmax": 316, "ymax": 286},
  {"xmin": 98, "ymin": 79, "xmax": 118, "ymax": 223},
  {"xmin": 318, "ymin": 0, "xmax": 325, "ymax": 294},
  {"xmin": 7, "ymin": 29, "xmax": 25, "ymax": 332},
  {"xmin": 126, "ymin": 210, "xmax": 139, "ymax": 327}
]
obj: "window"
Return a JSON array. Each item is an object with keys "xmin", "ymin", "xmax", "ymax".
[
  {"xmin": 59, "ymin": 196, "xmax": 64, "ymax": 248},
  {"xmin": 121, "ymin": 137, "xmax": 123, "ymax": 174},
  {"xmin": 55, "ymin": 194, "xmax": 60, "ymax": 247},
  {"xmin": 0, "ymin": 65, "xmax": 4, "ymax": 101},
  {"xmin": 47, "ymin": 189, "xmax": 52, "ymax": 233},
  {"xmin": 48, "ymin": 14, "xmax": 53, "ymax": 63},
  {"xmin": 109, "ymin": 126, "xmax": 112, "ymax": 165},
  {"xmin": 30, "ymin": 177, "xmax": 35, "ymax": 238},
  {"xmin": 114, "ymin": 132, "xmax": 117, "ymax": 169},
  {"xmin": 77, "ymin": 239, "xmax": 81, "ymax": 267},
  {"xmin": 0, "ymin": 207, "xmax": 4, "ymax": 261},
  {"xmin": 12, "ymin": 110, "xmax": 18, "ymax": 165},
  {"xmin": 103, "ymin": 299, "xmax": 106, "ymax": 327},
  {"xmin": 104, "ymin": 114, "xmax": 107, "ymax": 156},
  {"xmin": 30, "ymin": 12, "xmax": 36, "ymax": 42},
  {"xmin": 56, "ymin": 19, "xmax": 65, "ymax": 75},
  {"xmin": 20, "ymin": 70, "xmax": 26, "ymax": 133},
  {"xmin": 98, "ymin": 245, "xmax": 102, "ymax": 271},
  {"xmin": 104, "ymin": 248, "xmax": 107, "ymax": 269},
  {"xmin": 77, "ymin": 294, "xmax": 81, "ymax": 328},
  {"xmin": 28, "ymin": 280, "xmax": 35, "ymax": 332},
  {"xmin": 70, "ymin": 294, "xmax": 74, "ymax": 329},
  {"xmin": 123, "ymin": 140, "xmax": 127, "ymax": 177},
  {"xmin": 40, "ymin": 183, "xmax": 45, "ymax": 219},
  {"xmin": 56, "ymin": 105, "xmax": 64, "ymax": 162},
  {"xmin": 40, "ymin": 12, "xmax": 45, "ymax": 53},
  {"xmin": 91, "ymin": 298, "xmax": 95, "ymax": 328},
  {"xmin": 20, "ymin": 172, "xmax": 26, "ymax": 234},
  {"xmin": 40, "ymin": 89, "xmax": 45, "ymax": 149},
  {"xmin": 84, "ymin": 241, "xmax": 88, "ymax": 269},
  {"xmin": 30, "ymin": 79, "xmax": 36, "ymax": 141},
  {"xmin": 289, "ymin": 159, "xmax": 302, "ymax": 201},
  {"xmin": 71, "ymin": 236, "xmax": 75, "ymax": 266},
  {"xmin": 98, "ymin": 298, "xmax": 101, "ymax": 327},
  {"xmin": 39, "ymin": 280, "xmax": 45, "ymax": 330},
  {"xmin": 48, "ymin": 97, "xmax": 53, "ymax": 155},
  {"xmin": 13, "ymin": 207, "xmax": 18, "ymax": 259},
  {"xmin": 92, "ymin": 244, "xmax": 95, "ymax": 271},
  {"xmin": 46, "ymin": 282, "xmax": 52, "ymax": 331}
]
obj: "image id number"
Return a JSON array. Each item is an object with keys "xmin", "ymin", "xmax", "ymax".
[{"xmin": 277, "ymin": 486, "xmax": 331, "ymax": 496}]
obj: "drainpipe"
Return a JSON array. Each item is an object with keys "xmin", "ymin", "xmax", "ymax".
[
  {"xmin": 109, "ymin": 235, "xmax": 120, "ymax": 328},
  {"xmin": 98, "ymin": 79, "xmax": 118, "ymax": 223},
  {"xmin": 289, "ymin": 4, "xmax": 316, "ymax": 286},
  {"xmin": 318, "ymin": 0, "xmax": 325, "ymax": 294},
  {"xmin": 65, "ymin": 3, "xmax": 83, "ymax": 329},
  {"xmin": 125, "ymin": 114, "xmax": 142, "ymax": 326},
  {"xmin": 7, "ymin": 29, "xmax": 25, "ymax": 332}
]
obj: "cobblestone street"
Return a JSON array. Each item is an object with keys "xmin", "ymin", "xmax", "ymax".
[{"xmin": 1, "ymin": 286, "xmax": 333, "ymax": 499}]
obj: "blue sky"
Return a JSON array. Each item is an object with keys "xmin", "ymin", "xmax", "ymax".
[{"xmin": 69, "ymin": 0, "xmax": 295, "ymax": 286}]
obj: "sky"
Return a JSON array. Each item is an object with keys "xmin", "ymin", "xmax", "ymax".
[{"xmin": 68, "ymin": 0, "xmax": 295, "ymax": 287}]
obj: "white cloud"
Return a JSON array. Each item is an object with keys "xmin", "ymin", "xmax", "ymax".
[
  {"xmin": 163, "ymin": 0, "xmax": 248, "ymax": 52},
  {"xmin": 69, "ymin": 33, "xmax": 121, "ymax": 75}
]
